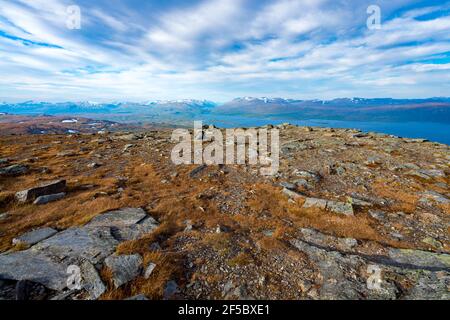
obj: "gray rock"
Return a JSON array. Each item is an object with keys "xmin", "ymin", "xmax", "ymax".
[
  {"xmin": 57, "ymin": 150, "xmax": 77, "ymax": 157},
  {"xmin": 144, "ymin": 263, "xmax": 156, "ymax": 279},
  {"xmin": 420, "ymin": 190, "xmax": 449, "ymax": 204},
  {"xmin": 16, "ymin": 180, "xmax": 66, "ymax": 203},
  {"xmin": 369, "ymin": 210, "xmax": 386, "ymax": 221},
  {"xmin": 292, "ymin": 169, "xmax": 321, "ymax": 182},
  {"xmin": 33, "ymin": 227, "xmax": 118, "ymax": 265},
  {"xmin": 12, "ymin": 227, "xmax": 58, "ymax": 246},
  {"xmin": 280, "ymin": 182, "xmax": 296, "ymax": 190},
  {"xmin": 104, "ymin": 254, "xmax": 143, "ymax": 288},
  {"xmin": 326, "ymin": 201, "xmax": 354, "ymax": 216},
  {"xmin": 0, "ymin": 164, "xmax": 29, "ymax": 176},
  {"xmin": 80, "ymin": 260, "xmax": 106, "ymax": 300},
  {"xmin": 110, "ymin": 216, "xmax": 159, "ymax": 241},
  {"xmin": 114, "ymin": 134, "xmax": 140, "ymax": 141},
  {"xmin": 33, "ymin": 192, "xmax": 66, "ymax": 205},
  {"xmin": 282, "ymin": 187, "xmax": 304, "ymax": 200},
  {"xmin": 87, "ymin": 162, "xmax": 101, "ymax": 169},
  {"xmin": 302, "ymin": 197, "xmax": 327, "ymax": 210},
  {"xmin": 86, "ymin": 208, "xmax": 147, "ymax": 228},
  {"xmin": 349, "ymin": 197, "xmax": 373, "ymax": 207},
  {"xmin": 163, "ymin": 280, "xmax": 180, "ymax": 300},
  {"xmin": 387, "ymin": 249, "xmax": 450, "ymax": 271},
  {"xmin": 123, "ymin": 144, "xmax": 134, "ymax": 152},
  {"xmin": 0, "ymin": 250, "xmax": 68, "ymax": 291},
  {"xmin": 293, "ymin": 179, "xmax": 310, "ymax": 189}
]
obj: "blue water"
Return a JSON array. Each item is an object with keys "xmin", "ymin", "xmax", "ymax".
[{"xmin": 199, "ymin": 115, "xmax": 450, "ymax": 145}]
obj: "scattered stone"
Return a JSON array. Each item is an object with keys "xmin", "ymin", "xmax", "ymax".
[
  {"xmin": 57, "ymin": 151, "xmax": 77, "ymax": 157},
  {"xmin": 184, "ymin": 220, "xmax": 193, "ymax": 232},
  {"xmin": 114, "ymin": 134, "xmax": 140, "ymax": 141},
  {"xmin": 16, "ymin": 180, "xmax": 66, "ymax": 203},
  {"xmin": 163, "ymin": 280, "xmax": 180, "ymax": 300},
  {"xmin": 0, "ymin": 164, "xmax": 29, "ymax": 176},
  {"xmin": 104, "ymin": 254, "xmax": 143, "ymax": 288},
  {"xmin": 292, "ymin": 169, "xmax": 321, "ymax": 182},
  {"xmin": 12, "ymin": 227, "xmax": 58, "ymax": 246},
  {"xmin": 422, "ymin": 237, "xmax": 443, "ymax": 250},
  {"xmin": 123, "ymin": 144, "xmax": 134, "ymax": 152},
  {"xmin": 326, "ymin": 201, "xmax": 354, "ymax": 216},
  {"xmin": 302, "ymin": 197, "xmax": 354, "ymax": 216},
  {"xmin": 302, "ymin": 197, "xmax": 327, "ymax": 210},
  {"xmin": 390, "ymin": 232, "xmax": 404, "ymax": 240},
  {"xmin": 280, "ymin": 182, "xmax": 296, "ymax": 190},
  {"xmin": 144, "ymin": 263, "xmax": 156, "ymax": 279},
  {"xmin": 87, "ymin": 162, "xmax": 101, "ymax": 169},
  {"xmin": 348, "ymin": 197, "xmax": 372, "ymax": 207},
  {"xmin": 282, "ymin": 187, "xmax": 304, "ymax": 199},
  {"xmin": 369, "ymin": 210, "xmax": 386, "ymax": 221},
  {"xmin": 189, "ymin": 164, "xmax": 207, "ymax": 178},
  {"xmin": 33, "ymin": 192, "xmax": 66, "ymax": 205}
]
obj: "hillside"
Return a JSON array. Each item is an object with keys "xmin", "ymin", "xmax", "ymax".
[{"xmin": 0, "ymin": 124, "xmax": 448, "ymax": 300}]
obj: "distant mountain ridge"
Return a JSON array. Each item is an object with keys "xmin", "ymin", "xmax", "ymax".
[{"xmin": 1, "ymin": 97, "xmax": 450, "ymax": 123}]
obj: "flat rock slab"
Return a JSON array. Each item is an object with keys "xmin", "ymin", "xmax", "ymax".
[
  {"xmin": 387, "ymin": 249, "xmax": 450, "ymax": 271},
  {"xmin": 86, "ymin": 207, "xmax": 147, "ymax": 228},
  {"xmin": 33, "ymin": 226, "xmax": 118, "ymax": 265},
  {"xmin": 16, "ymin": 180, "xmax": 66, "ymax": 203},
  {"xmin": 80, "ymin": 260, "xmax": 106, "ymax": 300},
  {"xmin": 12, "ymin": 227, "xmax": 58, "ymax": 246},
  {"xmin": 104, "ymin": 254, "xmax": 142, "ymax": 288},
  {"xmin": 302, "ymin": 197, "xmax": 354, "ymax": 216},
  {"xmin": 34, "ymin": 192, "xmax": 66, "ymax": 205},
  {"xmin": 0, "ymin": 250, "xmax": 68, "ymax": 291},
  {"xmin": 0, "ymin": 164, "xmax": 29, "ymax": 176},
  {"xmin": 110, "ymin": 216, "xmax": 159, "ymax": 241}
]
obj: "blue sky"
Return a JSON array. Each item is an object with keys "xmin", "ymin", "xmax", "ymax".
[{"xmin": 0, "ymin": 0, "xmax": 449, "ymax": 102}]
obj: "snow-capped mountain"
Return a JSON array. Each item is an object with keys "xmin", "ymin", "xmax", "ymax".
[{"xmin": 1, "ymin": 98, "xmax": 449, "ymax": 123}]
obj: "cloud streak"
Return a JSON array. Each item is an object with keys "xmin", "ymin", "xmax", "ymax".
[{"xmin": 0, "ymin": 0, "xmax": 449, "ymax": 102}]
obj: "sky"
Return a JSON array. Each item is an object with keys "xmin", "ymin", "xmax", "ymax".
[{"xmin": 0, "ymin": 0, "xmax": 450, "ymax": 102}]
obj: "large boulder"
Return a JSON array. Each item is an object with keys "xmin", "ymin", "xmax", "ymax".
[
  {"xmin": 0, "ymin": 250, "xmax": 68, "ymax": 291},
  {"xmin": 16, "ymin": 180, "xmax": 66, "ymax": 203},
  {"xmin": 33, "ymin": 226, "xmax": 118, "ymax": 265}
]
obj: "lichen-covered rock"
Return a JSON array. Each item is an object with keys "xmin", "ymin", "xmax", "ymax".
[
  {"xmin": 104, "ymin": 254, "xmax": 143, "ymax": 288},
  {"xmin": 33, "ymin": 227, "xmax": 118, "ymax": 265}
]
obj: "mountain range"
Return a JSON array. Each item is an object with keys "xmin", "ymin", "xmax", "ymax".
[{"xmin": 1, "ymin": 97, "xmax": 450, "ymax": 123}]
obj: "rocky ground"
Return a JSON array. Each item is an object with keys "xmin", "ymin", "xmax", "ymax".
[{"xmin": 0, "ymin": 124, "xmax": 448, "ymax": 300}]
